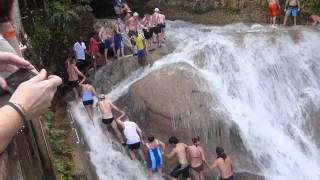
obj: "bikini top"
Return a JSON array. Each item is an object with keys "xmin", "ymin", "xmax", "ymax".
[
  {"xmin": 190, "ymin": 146, "xmax": 202, "ymax": 159},
  {"xmin": 82, "ymin": 89, "xmax": 93, "ymax": 101},
  {"xmin": 146, "ymin": 140, "xmax": 159, "ymax": 150}
]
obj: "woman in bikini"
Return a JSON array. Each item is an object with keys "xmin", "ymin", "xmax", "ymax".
[
  {"xmin": 80, "ymin": 80, "xmax": 97, "ymax": 123},
  {"xmin": 187, "ymin": 136, "xmax": 209, "ymax": 180}
]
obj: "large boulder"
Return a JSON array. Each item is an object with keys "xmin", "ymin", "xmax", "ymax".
[
  {"xmin": 93, "ymin": 46, "xmax": 171, "ymax": 93},
  {"xmin": 118, "ymin": 62, "xmax": 263, "ymax": 178}
]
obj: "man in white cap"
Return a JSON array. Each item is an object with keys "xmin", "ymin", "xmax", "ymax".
[
  {"xmin": 151, "ymin": 8, "xmax": 161, "ymax": 48},
  {"xmin": 97, "ymin": 94, "xmax": 125, "ymax": 144}
]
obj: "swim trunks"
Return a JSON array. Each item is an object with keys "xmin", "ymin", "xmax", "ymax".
[
  {"xmin": 114, "ymin": 33, "xmax": 122, "ymax": 50},
  {"xmin": 286, "ymin": 6, "xmax": 298, "ymax": 17},
  {"xmin": 268, "ymin": 4, "xmax": 278, "ymax": 17},
  {"xmin": 158, "ymin": 23, "xmax": 166, "ymax": 28},
  {"xmin": 128, "ymin": 142, "xmax": 141, "ymax": 150},
  {"xmin": 137, "ymin": 49, "xmax": 145, "ymax": 58},
  {"xmin": 153, "ymin": 26, "xmax": 161, "ymax": 34},
  {"xmin": 143, "ymin": 29, "xmax": 153, "ymax": 40},
  {"xmin": 83, "ymin": 100, "xmax": 94, "ymax": 106},
  {"xmin": 103, "ymin": 38, "xmax": 112, "ymax": 49},
  {"xmin": 68, "ymin": 80, "xmax": 79, "ymax": 88},
  {"xmin": 76, "ymin": 60, "xmax": 89, "ymax": 71},
  {"xmin": 102, "ymin": 118, "xmax": 114, "ymax": 124},
  {"xmin": 170, "ymin": 164, "xmax": 190, "ymax": 178},
  {"xmin": 191, "ymin": 163, "xmax": 204, "ymax": 172},
  {"xmin": 221, "ymin": 175, "xmax": 234, "ymax": 180}
]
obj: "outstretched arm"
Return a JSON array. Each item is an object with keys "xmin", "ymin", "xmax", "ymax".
[
  {"xmin": 209, "ymin": 160, "xmax": 218, "ymax": 171},
  {"xmin": 109, "ymin": 102, "xmax": 123, "ymax": 114},
  {"xmin": 115, "ymin": 116, "xmax": 125, "ymax": 128},
  {"xmin": 158, "ymin": 140, "xmax": 166, "ymax": 152},
  {"xmin": 297, "ymin": 0, "xmax": 301, "ymax": 10},
  {"xmin": 164, "ymin": 148, "xmax": 176, "ymax": 159},
  {"xmin": 284, "ymin": 0, "xmax": 289, "ymax": 10}
]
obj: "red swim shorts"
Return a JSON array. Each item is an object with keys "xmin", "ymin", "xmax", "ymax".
[{"xmin": 269, "ymin": 4, "xmax": 278, "ymax": 17}]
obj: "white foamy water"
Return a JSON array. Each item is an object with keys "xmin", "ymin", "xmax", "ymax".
[{"xmin": 70, "ymin": 21, "xmax": 320, "ymax": 180}]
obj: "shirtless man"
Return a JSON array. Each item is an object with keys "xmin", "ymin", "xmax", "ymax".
[
  {"xmin": 307, "ymin": 15, "xmax": 320, "ymax": 25},
  {"xmin": 126, "ymin": 12, "xmax": 145, "ymax": 53},
  {"xmin": 283, "ymin": 0, "xmax": 301, "ymax": 26},
  {"xmin": 150, "ymin": 8, "xmax": 161, "ymax": 48},
  {"xmin": 66, "ymin": 56, "xmax": 86, "ymax": 102},
  {"xmin": 268, "ymin": 0, "xmax": 280, "ymax": 26},
  {"xmin": 97, "ymin": 94, "xmax": 125, "ymax": 144},
  {"xmin": 209, "ymin": 147, "xmax": 234, "ymax": 180},
  {"xmin": 158, "ymin": 12, "xmax": 166, "ymax": 42},
  {"xmin": 164, "ymin": 136, "xmax": 190, "ymax": 180},
  {"xmin": 99, "ymin": 25, "xmax": 114, "ymax": 64},
  {"xmin": 187, "ymin": 136, "xmax": 209, "ymax": 180},
  {"xmin": 141, "ymin": 14, "xmax": 153, "ymax": 53}
]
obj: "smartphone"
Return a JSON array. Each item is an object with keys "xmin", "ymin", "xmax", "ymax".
[{"xmin": 0, "ymin": 69, "xmax": 36, "ymax": 95}]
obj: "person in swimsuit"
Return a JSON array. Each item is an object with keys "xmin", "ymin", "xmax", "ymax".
[
  {"xmin": 132, "ymin": 32, "xmax": 149, "ymax": 67},
  {"xmin": 145, "ymin": 135, "xmax": 166, "ymax": 177},
  {"xmin": 164, "ymin": 136, "xmax": 190, "ymax": 180},
  {"xmin": 80, "ymin": 80, "xmax": 97, "ymax": 123},
  {"xmin": 88, "ymin": 32, "xmax": 101, "ymax": 70},
  {"xmin": 187, "ymin": 136, "xmax": 209, "ymax": 180},
  {"xmin": 97, "ymin": 94, "xmax": 125, "ymax": 144},
  {"xmin": 114, "ymin": 0, "xmax": 122, "ymax": 19},
  {"xmin": 283, "ymin": 0, "xmax": 301, "ymax": 26},
  {"xmin": 99, "ymin": 25, "xmax": 114, "ymax": 64},
  {"xmin": 268, "ymin": 0, "xmax": 280, "ymax": 26},
  {"xmin": 150, "ymin": 8, "xmax": 161, "ymax": 48},
  {"xmin": 209, "ymin": 147, "xmax": 234, "ymax": 180},
  {"xmin": 307, "ymin": 15, "xmax": 320, "ymax": 26},
  {"xmin": 158, "ymin": 12, "xmax": 166, "ymax": 43},
  {"xmin": 120, "ymin": 2, "xmax": 132, "ymax": 21},
  {"xmin": 113, "ymin": 19, "xmax": 124, "ymax": 59},
  {"xmin": 116, "ymin": 110, "xmax": 146, "ymax": 162},
  {"xmin": 141, "ymin": 14, "xmax": 153, "ymax": 53},
  {"xmin": 66, "ymin": 56, "xmax": 86, "ymax": 102}
]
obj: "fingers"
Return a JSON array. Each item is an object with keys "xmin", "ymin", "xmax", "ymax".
[
  {"xmin": 0, "ymin": 52, "xmax": 32, "ymax": 69},
  {"xmin": 0, "ymin": 64, "xmax": 18, "ymax": 72},
  {"xmin": 27, "ymin": 69, "xmax": 47, "ymax": 83},
  {"xmin": 0, "ymin": 77, "xmax": 7, "ymax": 89},
  {"xmin": 40, "ymin": 75, "xmax": 63, "ymax": 88}
]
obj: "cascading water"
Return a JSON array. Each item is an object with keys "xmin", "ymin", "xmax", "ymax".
[{"xmin": 70, "ymin": 21, "xmax": 320, "ymax": 180}]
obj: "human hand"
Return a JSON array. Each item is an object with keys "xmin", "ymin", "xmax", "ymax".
[
  {"xmin": 9, "ymin": 69, "xmax": 62, "ymax": 119},
  {"xmin": 0, "ymin": 52, "xmax": 34, "ymax": 88}
]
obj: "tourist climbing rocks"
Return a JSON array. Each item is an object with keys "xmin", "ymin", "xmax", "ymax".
[
  {"xmin": 151, "ymin": 8, "xmax": 162, "ymax": 48},
  {"xmin": 66, "ymin": 56, "xmax": 86, "ymax": 102},
  {"xmin": 73, "ymin": 36, "xmax": 89, "ymax": 72},
  {"xmin": 113, "ymin": 19, "xmax": 124, "ymax": 59},
  {"xmin": 141, "ymin": 14, "xmax": 154, "ymax": 53},
  {"xmin": 164, "ymin": 136, "xmax": 190, "ymax": 180},
  {"xmin": 116, "ymin": 110, "xmax": 146, "ymax": 162},
  {"xmin": 97, "ymin": 94, "xmax": 125, "ymax": 144},
  {"xmin": 88, "ymin": 32, "xmax": 101, "ymax": 70},
  {"xmin": 268, "ymin": 0, "xmax": 280, "ymax": 26},
  {"xmin": 132, "ymin": 32, "xmax": 148, "ymax": 67},
  {"xmin": 114, "ymin": 0, "xmax": 122, "ymax": 19},
  {"xmin": 99, "ymin": 25, "xmax": 114, "ymax": 64},
  {"xmin": 158, "ymin": 11, "xmax": 166, "ymax": 43},
  {"xmin": 80, "ymin": 79, "xmax": 97, "ymax": 123},
  {"xmin": 209, "ymin": 147, "xmax": 234, "ymax": 180},
  {"xmin": 121, "ymin": 1, "xmax": 133, "ymax": 21},
  {"xmin": 187, "ymin": 136, "xmax": 209, "ymax": 180},
  {"xmin": 283, "ymin": 0, "xmax": 301, "ymax": 26},
  {"xmin": 307, "ymin": 15, "xmax": 320, "ymax": 25},
  {"xmin": 145, "ymin": 135, "xmax": 166, "ymax": 177}
]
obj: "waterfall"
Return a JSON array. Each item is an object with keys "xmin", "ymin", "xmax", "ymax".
[{"xmin": 70, "ymin": 21, "xmax": 320, "ymax": 180}]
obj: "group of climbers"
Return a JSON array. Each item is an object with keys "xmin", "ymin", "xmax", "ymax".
[{"xmin": 268, "ymin": 0, "xmax": 320, "ymax": 26}]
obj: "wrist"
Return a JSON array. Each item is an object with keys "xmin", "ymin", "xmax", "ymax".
[{"xmin": 1, "ymin": 105, "xmax": 24, "ymax": 129}]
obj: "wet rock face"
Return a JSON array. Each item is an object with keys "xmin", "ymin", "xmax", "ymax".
[
  {"xmin": 93, "ymin": 46, "xmax": 171, "ymax": 94},
  {"xmin": 117, "ymin": 62, "xmax": 262, "ymax": 176}
]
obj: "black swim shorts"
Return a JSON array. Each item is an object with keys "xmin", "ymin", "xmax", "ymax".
[
  {"xmin": 170, "ymin": 164, "xmax": 190, "ymax": 178},
  {"xmin": 221, "ymin": 175, "xmax": 234, "ymax": 180},
  {"xmin": 127, "ymin": 142, "xmax": 140, "ymax": 150},
  {"xmin": 102, "ymin": 117, "xmax": 114, "ymax": 124},
  {"xmin": 68, "ymin": 80, "xmax": 79, "ymax": 88},
  {"xmin": 83, "ymin": 100, "xmax": 94, "ymax": 106},
  {"xmin": 76, "ymin": 60, "xmax": 89, "ymax": 71},
  {"xmin": 153, "ymin": 26, "xmax": 161, "ymax": 34}
]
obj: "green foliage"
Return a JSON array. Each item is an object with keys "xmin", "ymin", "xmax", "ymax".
[
  {"xmin": 30, "ymin": 25, "xmax": 51, "ymax": 53},
  {"xmin": 53, "ymin": 159, "xmax": 74, "ymax": 180},
  {"xmin": 301, "ymin": 0, "xmax": 320, "ymax": 14}
]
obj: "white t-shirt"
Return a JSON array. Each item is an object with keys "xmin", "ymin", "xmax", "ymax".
[
  {"xmin": 73, "ymin": 42, "xmax": 86, "ymax": 61},
  {"xmin": 123, "ymin": 121, "xmax": 141, "ymax": 145}
]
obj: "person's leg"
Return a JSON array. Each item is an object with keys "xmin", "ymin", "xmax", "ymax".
[
  {"xmin": 148, "ymin": 169, "xmax": 153, "ymax": 177},
  {"xmin": 84, "ymin": 105, "xmax": 93, "ymax": 123},
  {"xmin": 283, "ymin": 15, "xmax": 288, "ymax": 25},
  {"xmin": 111, "ymin": 121, "xmax": 125, "ymax": 143},
  {"xmin": 104, "ymin": 48, "xmax": 109, "ymax": 64},
  {"xmin": 294, "ymin": 16, "xmax": 297, "ymax": 26},
  {"xmin": 121, "ymin": 42, "xmax": 124, "ymax": 56},
  {"xmin": 191, "ymin": 169, "xmax": 201, "ymax": 180},
  {"xmin": 157, "ymin": 34, "xmax": 161, "ymax": 47},
  {"xmin": 199, "ymin": 171, "xmax": 205, "ymax": 180},
  {"xmin": 137, "ymin": 148, "xmax": 146, "ymax": 161},
  {"xmin": 116, "ymin": 49, "xmax": 120, "ymax": 59},
  {"xmin": 72, "ymin": 88, "xmax": 79, "ymax": 102},
  {"xmin": 102, "ymin": 124, "xmax": 112, "ymax": 142},
  {"xmin": 128, "ymin": 149, "xmax": 136, "ymax": 160},
  {"xmin": 157, "ymin": 166, "xmax": 164, "ymax": 176}
]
